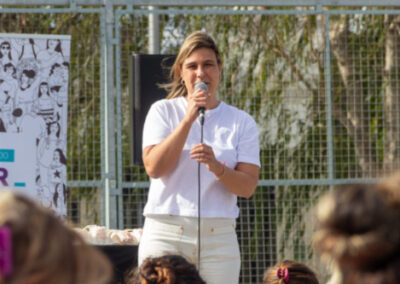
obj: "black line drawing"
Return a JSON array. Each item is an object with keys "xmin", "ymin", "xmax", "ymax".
[{"xmin": 0, "ymin": 35, "xmax": 69, "ymax": 216}]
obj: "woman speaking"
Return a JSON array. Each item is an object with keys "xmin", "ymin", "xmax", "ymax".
[{"xmin": 138, "ymin": 31, "xmax": 260, "ymax": 284}]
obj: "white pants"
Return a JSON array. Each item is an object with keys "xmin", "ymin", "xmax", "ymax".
[{"xmin": 138, "ymin": 215, "xmax": 241, "ymax": 284}]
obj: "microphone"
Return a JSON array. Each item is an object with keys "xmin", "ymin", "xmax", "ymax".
[{"xmin": 194, "ymin": 82, "xmax": 208, "ymax": 125}]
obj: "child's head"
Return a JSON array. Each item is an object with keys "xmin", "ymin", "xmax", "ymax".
[
  {"xmin": 263, "ymin": 260, "xmax": 319, "ymax": 284},
  {"xmin": 137, "ymin": 254, "xmax": 205, "ymax": 284},
  {"xmin": 0, "ymin": 190, "xmax": 112, "ymax": 284},
  {"xmin": 313, "ymin": 184, "xmax": 400, "ymax": 269},
  {"xmin": 314, "ymin": 181, "xmax": 400, "ymax": 283}
]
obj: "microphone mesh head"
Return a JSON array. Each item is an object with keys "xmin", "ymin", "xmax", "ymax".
[{"xmin": 194, "ymin": 82, "xmax": 208, "ymax": 91}]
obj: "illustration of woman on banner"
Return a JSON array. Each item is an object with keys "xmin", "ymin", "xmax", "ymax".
[
  {"xmin": 37, "ymin": 39, "xmax": 64, "ymax": 77},
  {"xmin": 37, "ymin": 121, "xmax": 64, "ymax": 185},
  {"xmin": 0, "ymin": 63, "xmax": 18, "ymax": 118},
  {"xmin": 48, "ymin": 61, "xmax": 69, "ymax": 127},
  {"xmin": 34, "ymin": 81, "xmax": 56, "ymax": 122},
  {"xmin": 0, "ymin": 78, "xmax": 13, "ymax": 124},
  {"xmin": 15, "ymin": 59, "xmax": 40, "ymax": 117},
  {"xmin": 49, "ymin": 60, "xmax": 68, "ymax": 81},
  {"xmin": 0, "ymin": 41, "xmax": 18, "ymax": 67},
  {"xmin": 35, "ymin": 174, "xmax": 52, "ymax": 208},
  {"xmin": 14, "ymin": 38, "xmax": 40, "ymax": 61},
  {"xmin": 0, "ymin": 65, "xmax": 17, "ymax": 132},
  {"xmin": 3, "ymin": 62, "xmax": 18, "ymax": 98},
  {"xmin": 48, "ymin": 148, "xmax": 67, "ymax": 209}
]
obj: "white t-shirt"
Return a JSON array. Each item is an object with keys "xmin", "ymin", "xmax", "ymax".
[{"xmin": 142, "ymin": 96, "xmax": 260, "ymax": 218}]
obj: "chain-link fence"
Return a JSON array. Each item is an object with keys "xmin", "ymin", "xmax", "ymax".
[{"xmin": 1, "ymin": 2, "xmax": 400, "ymax": 283}]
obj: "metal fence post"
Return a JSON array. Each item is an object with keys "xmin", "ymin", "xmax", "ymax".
[
  {"xmin": 148, "ymin": 6, "xmax": 160, "ymax": 54},
  {"xmin": 104, "ymin": 1, "xmax": 118, "ymax": 229}
]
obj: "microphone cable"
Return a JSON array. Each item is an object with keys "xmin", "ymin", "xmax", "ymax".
[
  {"xmin": 197, "ymin": 113, "xmax": 204, "ymax": 271},
  {"xmin": 194, "ymin": 82, "xmax": 207, "ymax": 271}
]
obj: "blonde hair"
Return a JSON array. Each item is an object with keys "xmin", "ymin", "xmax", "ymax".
[
  {"xmin": 163, "ymin": 31, "xmax": 221, "ymax": 99},
  {"xmin": 263, "ymin": 260, "xmax": 319, "ymax": 284},
  {"xmin": 0, "ymin": 191, "xmax": 112, "ymax": 284}
]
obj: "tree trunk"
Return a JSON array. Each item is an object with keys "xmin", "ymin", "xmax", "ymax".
[
  {"xmin": 383, "ymin": 15, "xmax": 400, "ymax": 172},
  {"xmin": 329, "ymin": 17, "xmax": 377, "ymax": 177}
]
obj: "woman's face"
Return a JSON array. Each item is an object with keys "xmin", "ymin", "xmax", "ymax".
[
  {"xmin": 53, "ymin": 150, "xmax": 60, "ymax": 163},
  {"xmin": 1, "ymin": 43, "xmax": 10, "ymax": 54},
  {"xmin": 48, "ymin": 39, "xmax": 58, "ymax": 50},
  {"xmin": 50, "ymin": 123, "xmax": 58, "ymax": 134},
  {"xmin": 180, "ymin": 47, "xmax": 222, "ymax": 103},
  {"xmin": 5, "ymin": 66, "xmax": 14, "ymax": 76},
  {"xmin": 40, "ymin": 84, "xmax": 48, "ymax": 94},
  {"xmin": 52, "ymin": 65, "xmax": 63, "ymax": 78},
  {"xmin": 20, "ymin": 73, "xmax": 29, "ymax": 87}
]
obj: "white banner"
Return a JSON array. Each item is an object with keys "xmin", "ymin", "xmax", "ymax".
[{"xmin": 0, "ymin": 34, "xmax": 70, "ymax": 217}]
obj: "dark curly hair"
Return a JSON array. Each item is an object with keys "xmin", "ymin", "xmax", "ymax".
[{"xmin": 136, "ymin": 255, "xmax": 205, "ymax": 284}]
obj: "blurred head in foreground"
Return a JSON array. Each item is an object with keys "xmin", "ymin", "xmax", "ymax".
[
  {"xmin": 313, "ymin": 180, "xmax": 400, "ymax": 284},
  {"xmin": 0, "ymin": 190, "xmax": 112, "ymax": 284}
]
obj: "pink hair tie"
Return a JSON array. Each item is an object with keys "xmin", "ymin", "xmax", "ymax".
[
  {"xmin": 277, "ymin": 268, "xmax": 289, "ymax": 283},
  {"xmin": 0, "ymin": 226, "xmax": 12, "ymax": 277}
]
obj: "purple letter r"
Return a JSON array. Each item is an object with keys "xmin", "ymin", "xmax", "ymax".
[{"xmin": 0, "ymin": 168, "xmax": 8, "ymax": 186}]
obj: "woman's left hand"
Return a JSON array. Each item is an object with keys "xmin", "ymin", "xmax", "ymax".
[
  {"xmin": 190, "ymin": 143, "xmax": 259, "ymax": 198},
  {"xmin": 190, "ymin": 143, "xmax": 223, "ymax": 176}
]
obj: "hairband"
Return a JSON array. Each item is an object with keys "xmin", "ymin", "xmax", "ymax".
[
  {"xmin": 0, "ymin": 226, "xmax": 12, "ymax": 277},
  {"xmin": 277, "ymin": 267, "xmax": 289, "ymax": 283}
]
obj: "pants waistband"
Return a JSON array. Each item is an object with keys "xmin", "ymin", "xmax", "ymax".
[{"xmin": 146, "ymin": 214, "xmax": 236, "ymax": 231}]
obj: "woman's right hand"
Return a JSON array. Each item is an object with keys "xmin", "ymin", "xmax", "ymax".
[{"xmin": 184, "ymin": 86, "xmax": 208, "ymax": 124}]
